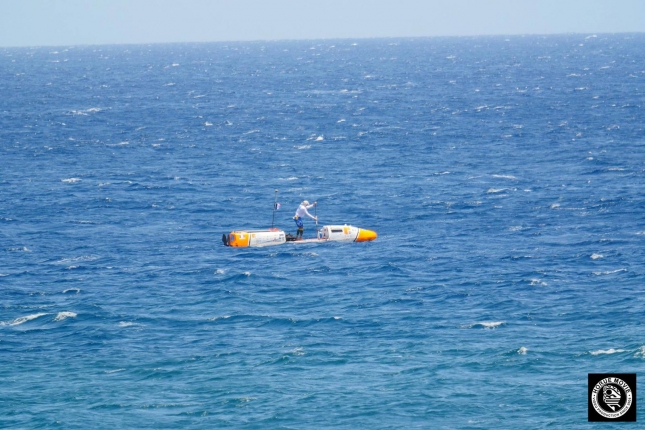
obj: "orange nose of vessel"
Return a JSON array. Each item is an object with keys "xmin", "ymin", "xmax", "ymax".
[{"xmin": 356, "ymin": 229, "xmax": 377, "ymax": 242}]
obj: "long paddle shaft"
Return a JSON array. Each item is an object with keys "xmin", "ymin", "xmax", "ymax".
[
  {"xmin": 271, "ymin": 189, "xmax": 278, "ymax": 228},
  {"xmin": 315, "ymin": 203, "xmax": 319, "ymax": 238}
]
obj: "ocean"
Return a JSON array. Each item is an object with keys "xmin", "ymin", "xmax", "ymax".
[{"xmin": 1, "ymin": 34, "xmax": 644, "ymax": 428}]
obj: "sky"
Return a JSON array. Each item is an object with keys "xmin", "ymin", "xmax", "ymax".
[{"xmin": 0, "ymin": 0, "xmax": 644, "ymax": 47}]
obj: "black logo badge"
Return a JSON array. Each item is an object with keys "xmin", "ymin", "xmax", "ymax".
[{"xmin": 588, "ymin": 373, "xmax": 637, "ymax": 421}]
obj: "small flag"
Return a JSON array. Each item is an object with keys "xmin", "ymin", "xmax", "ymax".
[{"xmin": 274, "ymin": 203, "xmax": 281, "ymax": 210}]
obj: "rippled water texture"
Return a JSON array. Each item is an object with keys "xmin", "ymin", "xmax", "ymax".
[{"xmin": 1, "ymin": 34, "xmax": 644, "ymax": 428}]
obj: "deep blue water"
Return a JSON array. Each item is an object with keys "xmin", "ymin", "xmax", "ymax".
[{"xmin": 1, "ymin": 34, "xmax": 644, "ymax": 428}]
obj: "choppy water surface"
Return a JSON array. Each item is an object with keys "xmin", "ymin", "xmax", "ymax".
[{"xmin": 1, "ymin": 34, "xmax": 644, "ymax": 428}]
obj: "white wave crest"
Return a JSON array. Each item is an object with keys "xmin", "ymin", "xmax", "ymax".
[
  {"xmin": 3, "ymin": 313, "xmax": 48, "ymax": 326},
  {"xmin": 54, "ymin": 311, "xmax": 77, "ymax": 321},
  {"xmin": 592, "ymin": 269, "xmax": 626, "ymax": 276},
  {"xmin": 464, "ymin": 321, "xmax": 505, "ymax": 329},
  {"xmin": 62, "ymin": 288, "xmax": 81, "ymax": 294},
  {"xmin": 7, "ymin": 246, "xmax": 30, "ymax": 252},
  {"xmin": 71, "ymin": 107, "xmax": 102, "ymax": 115},
  {"xmin": 61, "ymin": 178, "xmax": 81, "ymax": 183},
  {"xmin": 590, "ymin": 253, "xmax": 603, "ymax": 260},
  {"xmin": 118, "ymin": 321, "xmax": 138, "ymax": 327},
  {"xmin": 590, "ymin": 348, "xmax": 626, "ymax": 356},
  {"xmin": 517, "ymin": 347, "xmax": 528, "ymax": 355}
]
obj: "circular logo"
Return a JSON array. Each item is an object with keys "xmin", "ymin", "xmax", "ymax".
[{"xmin": 590, "ymin": 377, "xmax": 633, "ymax": 419}]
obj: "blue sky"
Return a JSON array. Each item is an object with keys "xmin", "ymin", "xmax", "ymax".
[{"xmin": 0, "ymin": 0, "xmax": 643, "ymax": 47}]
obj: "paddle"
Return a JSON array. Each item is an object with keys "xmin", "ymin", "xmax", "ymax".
[
  {"xmin": 271, "ymin": 189, "xmax": 278, "ymax": 228},
  {"xmin": 314, "ymin": 201, "xmax": 320, "ymax": 238}
]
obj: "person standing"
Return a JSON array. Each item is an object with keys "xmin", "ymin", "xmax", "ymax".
[{"xmin": 293, "ymin": 200, "xmax": 317, "ymax": 239}]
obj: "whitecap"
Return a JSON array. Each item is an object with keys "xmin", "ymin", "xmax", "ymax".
[
  {"xmin": 243, "ymin": 271, "xmax": 251, "ymax": 276},
  {"xmin": 517, "ymin": 347, "xmax": 528, "ymax": 355},
  {"xmin": 590, "ymin": 348, "xmax": 626, "ymax": 356},
  {"xmin": 550, "ymin": 203, "xmax": 560, "ymax": 209},
  {"xmin": 214, "ymin": 269, "xmax": 225, "ymax": 275},
  {"xmin": 62, "ymin": 288, "xmax": 80, "ymax": 294},
  {"xmin": 464, "ymin": 321, "xmax": 505, "ymax": 329},
  {"xmin": 592, "ymin": 269, "xmax": 626, "ymax": 276},
  {"xmin": 634, "ymin": 346, "xmax": 645, "ymax": 358},
  {"xmin": 3, "ymin": 313, "xmax": 48, "ymax": 326},
  {"xmin": 7, "ymin": 246, "xmax": 30, "ymax": 252},
  {"xmin": 105, "ymin": 368, "xmax": 126, "ymax": 374},
  {"xmin": 477, "ymin": 321, "xmax": 505, "ymax": 329},
  {"xmin": 56, "ymin": 255, "xmax": 98, "ymax": 264},
  {"xmin": 492, "ymin": 174, "xmax": 517, "ymax": 180},
  {"xmin": 295, "ymin": 145, "xmax": 310, "ymax": 150},
  {"xmin": 118, "ymin": 321, "xmax": 138, "ymax": 327},
  {"xmin": 207, "ymin": 316, "xmax": 231, "ymax": 321},
  {"xmin": 54, "ymin": 312, "xmax": 77, "ymax": 322},
  {"xmin": 61, "ymin": 178, "xmax": 81, "ymax": 183},
  {"xmin": 315, "ymin": 135, "xmax": 324, "ymax": 141},
  {"xmin": 204, "ymin": 122, "xmax": 213, "ymax": 126},
  {"xmin": 486, "ymin": 188, "xmax": 508, "ymax": 194},
  {"xmin": 590, "ymin": 253, "xmax": 603, "ymax": 260}
]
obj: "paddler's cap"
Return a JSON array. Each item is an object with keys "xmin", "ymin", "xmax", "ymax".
[{"xmin": 302, "ymin": 200, "xmax": 309, "ymax": 206}]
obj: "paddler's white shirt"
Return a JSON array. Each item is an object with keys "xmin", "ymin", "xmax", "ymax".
[{"xmin": 294, "ymin": 203, "xmax": 315, "ymax": 219}]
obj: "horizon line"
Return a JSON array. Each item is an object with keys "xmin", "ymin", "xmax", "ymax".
[{"xmin": 1, "ymin": 31, "xmax": 642, "ymax": 50}]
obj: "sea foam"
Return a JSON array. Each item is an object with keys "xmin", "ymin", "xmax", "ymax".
[
  {"xmin": 54, "ymin": 312, "xmax": 77, "ymax": 322},
  {"xmin": 3, "ymin": 313, "xmax": 48, "ymax": 326}
]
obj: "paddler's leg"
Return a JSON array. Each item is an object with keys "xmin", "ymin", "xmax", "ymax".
[{"xmin": 294, "ymin": 216, "xmax": 304, "ymax": 239}]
